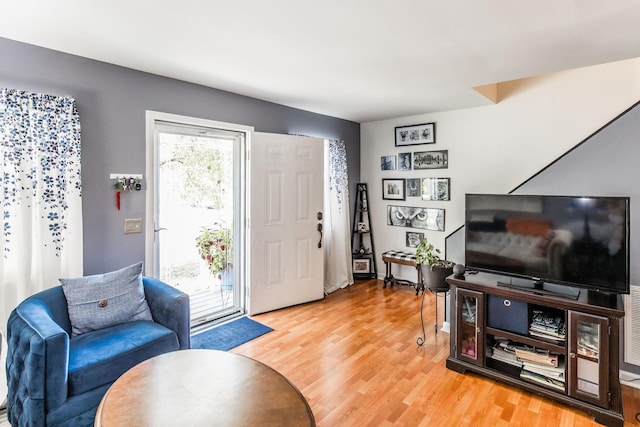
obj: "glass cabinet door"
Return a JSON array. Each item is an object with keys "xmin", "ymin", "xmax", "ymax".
[
  {"xmin": 568, "ymin": 311, "xmax": 609, "ymax": 408},
  {"xmin": 456, "ymin": 288, "xmax": 484, "ymax": 366}
]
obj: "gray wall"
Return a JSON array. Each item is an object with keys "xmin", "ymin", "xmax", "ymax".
[
  {"xmin": 513, "ymin": 102, "xmax": 640, "ymax": 285},
  {"xmin": 446, "ymin": 101, "xmax": 640, "ymax": 374},
  {"xmin": 0, "ymin": 37, "xmax": 361, "ymax": 275}
]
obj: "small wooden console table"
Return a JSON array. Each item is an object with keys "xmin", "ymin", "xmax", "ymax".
[{"xmin": 95, "ymin": 349, "xmax": 315, "ymax": 427}]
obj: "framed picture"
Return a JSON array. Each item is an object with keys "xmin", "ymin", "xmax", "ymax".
[
  {"xmin": 395, "ymin": 123, "xmax": 436, "ymax": 147},
  {"xmin": 356, "ymin": 183, "xmax": 369, "ymax": 211},
  {"xmin": 406, "ymin": 178, "xmax": 421, "ymax": 197},
  {"xmin": 381, "ymin": 155, "xmax": 396, "ymax": 170},
  {"xmin": 387, "ymin": 205, "xmax": 445, "ymax": 231},
  {"xmin": 398, "ymin": 152, "xmax": 412, "ymax": 170},
  {"xmin": 382, "ymin": 178, "xmax": 406, "ymax": 200},
  {"xmin": 406, "ymin": 231, "xmax": 424, "ymax": 248},
  {"xmin": 353, "ymin": 258, "xmax": 370, "ymax": 273},
  {"xmin": 422, "ymin": 177, "xmax": 450, "ymax": 201},
  {"xmin": 414, "ymin": 150, "xmax": 448, "ymax": 170}
]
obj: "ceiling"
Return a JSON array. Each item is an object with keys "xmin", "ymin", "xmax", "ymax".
[{"xmin": 2, "ymin": 1, "xmax": 640, "ymax": 123}]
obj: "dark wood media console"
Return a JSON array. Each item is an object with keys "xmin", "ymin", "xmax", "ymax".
[{"xmin": 446, "ymin": 272, "xmax": 625, "ymax": 427}]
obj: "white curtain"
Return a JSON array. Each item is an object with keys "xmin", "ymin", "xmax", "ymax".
[
  {"xmin": 324, "ymin": 139, "xmax": 353, "ymax": 293},
  {"xmin": 0, "ymin": 88, "xmax": 83, "ymax": 336}
]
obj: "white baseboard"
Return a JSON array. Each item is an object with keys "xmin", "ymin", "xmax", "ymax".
[
  {"xmin": 441, "ymin": 321, "xmax": 450, "ymax": 333},
  {"xmin": 620, "ymin": 369, "xmax": 640, "ymax": 389}
]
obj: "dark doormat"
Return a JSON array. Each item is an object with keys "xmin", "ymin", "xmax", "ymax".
[{"xmin": 190, "ymin": 316, "xmax": 273, "ymax": 351}]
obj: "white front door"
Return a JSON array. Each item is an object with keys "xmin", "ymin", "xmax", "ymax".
[{"xmin": 248, "ymin": 133, "xmax": 325, "ymax": 315}]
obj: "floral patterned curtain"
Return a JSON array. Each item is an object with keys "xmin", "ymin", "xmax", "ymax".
[
  {"xmin": 324, "ymin": 139, "xmax": 353, "ymax": 293},
  {"xmin": 0, "ymin": 88, "xmax": 83, "ymax": 335}
]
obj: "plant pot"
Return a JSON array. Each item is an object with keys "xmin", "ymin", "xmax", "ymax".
[
  {"xmin": 420, "ymin": 264, "xmax": 454, "ymax": 293},
  {"xmin": 218, "ymin": 268, "xmax": 234, "ymax": 292}
]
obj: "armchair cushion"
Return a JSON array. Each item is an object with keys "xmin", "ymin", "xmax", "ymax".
[
  {"xmin": 60, "ymin": 262, "xmax": 152, "ymax": 337},
  {"xmin": 68, "ymin": 320, "xmax": 178, "ymax": 395}
]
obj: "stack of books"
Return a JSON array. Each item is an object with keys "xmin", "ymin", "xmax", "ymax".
[
  {"xmin": 515, "ymin": 346, "xmax": 559, "ymax": 367},
  {"xmin": 520, "ymin": 359, "xmax": 565, "ymax": 391},
  {"xmin": 516, "ymin": 346, "xmax": 565, "ymax": 391},
  {"xmin": 577, "ymin": 336, "xmax": 599, "ymax": 358},
  {"xmin": 490, "ymin": 338, "xmax": 522, "ymax": 367},
  {"xmin": 577, "ymin": 324, "xmax": 599, "ymax": 358},
  {"xmin": 488, "ymin": 339, "xmax": 565, "ymax": 392},
  {"xmin": 529, "ymin": 309, "xmax": 566, "ymax": 341}
]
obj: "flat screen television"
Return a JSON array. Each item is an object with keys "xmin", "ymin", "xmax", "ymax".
[{"xmin": 465, "ymin": 193, "xmax": 630, "ymax": 296}]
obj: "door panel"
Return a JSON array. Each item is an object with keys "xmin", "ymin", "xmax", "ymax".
[{"xmin": 249, "ymin": 133, "xmax": 324, "ymax": 315}]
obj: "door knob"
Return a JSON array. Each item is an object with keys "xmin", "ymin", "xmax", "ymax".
[{"xmin": 317, "ymin": 223, "xmax": 323, "ymax": 248}]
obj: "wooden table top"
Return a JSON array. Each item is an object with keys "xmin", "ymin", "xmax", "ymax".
[{"xmin": 95, "ymin": 349, "xmax": 315, "ymax": 427}]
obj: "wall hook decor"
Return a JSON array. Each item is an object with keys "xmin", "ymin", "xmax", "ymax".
[{"xmin": 110, "ymin": 174, "xmax": 143, "ymax": 210}]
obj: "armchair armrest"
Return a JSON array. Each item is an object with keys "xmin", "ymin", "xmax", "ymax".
[
  {"xmin": 7, "ymin": 289, "xmax": 70, "ymax": 423},
  {"xmin": 143, "ymin": 277, "xmax": 190, "ymax": 349}
]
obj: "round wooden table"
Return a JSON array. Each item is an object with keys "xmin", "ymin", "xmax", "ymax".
[{"xmin": 95, "ymin": 349, "xmax": 315, "ymax": 427}]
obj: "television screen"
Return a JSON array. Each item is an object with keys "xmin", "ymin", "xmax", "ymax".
[{"xmin": 465, "ymin": 194, "xmax": 630, "ymax": 294}]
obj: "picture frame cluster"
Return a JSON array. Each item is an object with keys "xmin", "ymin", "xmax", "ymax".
[{"xmin": 381, "ymin": 122, "xmax": 450, "ymax": 242}]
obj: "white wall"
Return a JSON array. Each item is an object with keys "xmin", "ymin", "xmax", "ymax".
[{"xmin": 361, "ymin": 58, "xmax": 640, "ymax": 281}]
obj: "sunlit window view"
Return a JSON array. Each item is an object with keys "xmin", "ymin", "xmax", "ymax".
[{"xmin": 156, "ymin": 127, "xmax": 241, "ymax": 327}]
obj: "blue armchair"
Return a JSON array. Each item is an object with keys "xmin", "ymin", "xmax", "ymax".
[{"xmin": 5, "ymin": 276, "xmax": 190, "ymax": 427}]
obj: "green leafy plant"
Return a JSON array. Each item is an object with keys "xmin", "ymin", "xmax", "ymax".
[
  {"xmin": 415, "ymin": 237, "xmax": 455, "ymax": 269},
  {"xmin": 195, "ymin": 226, "xmax": 232, "ymax": 275}
]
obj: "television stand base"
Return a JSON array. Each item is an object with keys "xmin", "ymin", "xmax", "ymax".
[{"xmin": 496, "ymin": 280, "xmax": 579, "ymax": 300}]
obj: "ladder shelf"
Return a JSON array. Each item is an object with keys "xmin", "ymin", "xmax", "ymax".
[{"xmin": 351, "ymin": 183, "xmax": 377, "ymax": 280}]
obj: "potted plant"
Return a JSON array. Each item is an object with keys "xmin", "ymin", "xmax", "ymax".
[
  {"xmin": 415, "ymin": 237, "xmax": 455, "ymax": 292},
  {"xmin": 195, "ymin": 226, "xmax": 233, "ymax": 290}
]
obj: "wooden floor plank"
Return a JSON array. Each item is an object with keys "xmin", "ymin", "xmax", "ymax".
[{"xmin": 232, "ymin": 279, "xmax": 639, "ymax": 426}]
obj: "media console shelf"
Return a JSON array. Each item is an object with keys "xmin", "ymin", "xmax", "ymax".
[{"xmin": 446, "ymin": 272, "xmax": 624, "ymax": 427}]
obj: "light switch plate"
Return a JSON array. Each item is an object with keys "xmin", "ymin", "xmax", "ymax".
[{"xmin": 124, "ymin": 218, "xmax": 143, "ymax": 234}]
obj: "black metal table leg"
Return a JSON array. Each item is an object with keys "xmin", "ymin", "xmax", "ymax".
[{"xmin": 383, "ymin": 261, "xmax": 392, "ymax": 287}]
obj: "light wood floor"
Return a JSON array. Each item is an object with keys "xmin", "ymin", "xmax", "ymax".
[{"xmin": 233, "ymin": 279, "xmax": 640, "ymax": 427}]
